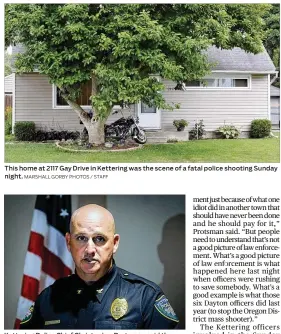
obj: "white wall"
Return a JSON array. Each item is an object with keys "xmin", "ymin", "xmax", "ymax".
[{"xmin": 4, "ymin": 195, "xmax": 185, "ymax": 329}]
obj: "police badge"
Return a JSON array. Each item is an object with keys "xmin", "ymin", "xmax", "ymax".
[{"xmin": 110, "ymin": 298, "xmax": 128, "ymax": 320}]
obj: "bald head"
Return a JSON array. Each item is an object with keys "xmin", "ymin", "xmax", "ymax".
[
  {"xmin": 66, "ymin": 204, "xmax": 120, "ymax": 282},
  {"xmin": 70, "ymin": 204, "xmax": 115, "ymax": 234}
]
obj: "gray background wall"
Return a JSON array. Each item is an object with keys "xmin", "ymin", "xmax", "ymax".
[{"xmin": 5, "ymin": 195, "xmax": 185, "ymax": 329}]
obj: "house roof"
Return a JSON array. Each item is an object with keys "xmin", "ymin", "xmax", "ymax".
[
  {"xmin": 270, "ymin": 85, "xmax": 280, "ymax": 97},
  {"xmin": 10, "ymin": 44, "xmax": 276, "ymax": 74},
  {"xmin": 206, "ymin": 46, "xmax": 276, "ymax": 73}
]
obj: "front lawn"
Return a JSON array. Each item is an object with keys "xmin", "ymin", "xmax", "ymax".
[{"xmin": 4, "ymin": 136, "xmax": 280, "ymax": 163}]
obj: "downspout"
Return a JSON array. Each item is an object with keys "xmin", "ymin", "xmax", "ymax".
[
  {"xmin": 12, "ymin": 73, "xmax": 16, "ymax": 134},
  {"xmin": 269, "ymin": 71, "xmax": 279, "ymax": 138},
  {"xmin": 268, "ymin": 74, "xmax": 271, "ymax": 121}
]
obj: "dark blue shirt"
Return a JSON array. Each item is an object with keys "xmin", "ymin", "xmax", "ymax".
[{"xmin": 20, "ymin": 264, "xmax": 179, "ymax": 329}]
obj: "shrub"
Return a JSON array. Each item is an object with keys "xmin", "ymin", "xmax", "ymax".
[
  {"xmin": 5, "ymin": 107, "xmax": 12, "ymax": 135},
  {"xmin": 14, "ymin": 121, "xmax": 36, "ymax": 141},
  {"xmin": 250, "ymin": 119, "xmax": 272, "ymax": 138},
  {"xmin": 173, "ymin": 119, "xmax": 188, "ymax": 130},
  {"xmin": 216, "ymin": 124, "xmax": 240, "ymax": 139},
  {"xmin": 167, "ymin": 138, "xmax": 178, "ymax": 143},
  {"xmin": 34, "ymin": 130, "xmax": 80, "ymax": 142},
  {"xmin": 189, "ymin": 120, "xmax": 206, "ymax": 140}
]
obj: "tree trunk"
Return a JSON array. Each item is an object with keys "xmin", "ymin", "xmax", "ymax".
[
  {"xmin": 61, "ymin": 76, "xmax": 112, "ymax": 145},
  {"xmin": 87, "ymin": 119, "xmax": 106, "ymax": 145}
]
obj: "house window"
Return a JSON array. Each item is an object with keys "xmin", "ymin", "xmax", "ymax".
[
  {"xmin": 141, "ymin": 102, "xmax": 156, "ymax": 113},
  {"xmin": 183, "ymin": 78, "xmax": 249, "ymax": 89},
  {"xmin": 234, "ymin": 79, "xmax": 248, "ymax": 87},
  {"xmin": 202, "ymin": 78, "xmax": 248, "ymax": 88},
  {"xmin": 54, "ymin": 80, "xmax": 92, "ymax": 107},
  {"xmin": 184, "ymin": 80, "xmax": 200, "ymax": 87}
]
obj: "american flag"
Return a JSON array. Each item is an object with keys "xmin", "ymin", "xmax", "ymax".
[{"xmin": 14, "ymin": 195, "xmax": 74, "ymax": 329}]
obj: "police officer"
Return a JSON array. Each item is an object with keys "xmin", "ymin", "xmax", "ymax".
[{"xmin": 20, "ymin": 204, "xmax": 179, "ymax": 329}]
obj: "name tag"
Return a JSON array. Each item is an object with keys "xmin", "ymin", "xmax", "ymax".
[{"xmin": 45, "ymin": 320, "xmax": 61, "ymax": 325}]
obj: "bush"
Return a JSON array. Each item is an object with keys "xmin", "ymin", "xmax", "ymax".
[
  {"xmin": 216, "ymin": 124, "xmax": 240, "ymax": 139},
  {"xmin": 173, "ymin": 119, "xmax": 188, "ymax": 130},
  {"xmin": 189, "ymin": 120, "xmax": 206, "ymax": 140},
  {"xmin": 14, "ymin": 121, "xmax": 36, "ymax": 141},
  {"xmin": 34, "ymin": 130, "xmax": 80, "ymax": 142},
  {"xmin": 5, "ymin": 107, "xmax": 12, "ymax": 135},
  {"xmin": 167, "ymin": 138, "xmax": 178, "ymax": 143},
  {"xmin": 250, "ymin": 119, "xmax": 272, "ymax": 138}
]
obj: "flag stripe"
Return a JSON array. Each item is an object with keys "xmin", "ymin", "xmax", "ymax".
[
  {"xmin": 31, "ymin": 209, "xmax": 48, "ymax": 236},
  {"xmin": 23, "ymin": 252, "xmax": 42, "ymax": 281},
  {"xmin": 14, "ymin": 319, "xmax": 21, "ymax": 330},
  {"xmin": 21, "ymin": 275, "xmax": 39, "ymax": 302},
  {"xmin": 42, "ymin": 246, "xmax": 72, "ymax": 280},
  {"xmin": 46, "ymin": 225, "xmax": 74, "ymax": 270},
  {"xmin": 28, "ymin": 231, "xmax": 44, "ymax": 258},
  {"xmin": 39, "ymin": 272, "xmax": 55, "ymax": 293}
]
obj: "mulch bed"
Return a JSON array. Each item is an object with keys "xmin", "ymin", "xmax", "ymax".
[{"xmin": 56, "ymin": 141, "xmax": 143, "ymax": 152}]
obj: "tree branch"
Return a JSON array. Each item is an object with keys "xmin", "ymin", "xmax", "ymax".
[{"xmin": 61, "ymin": 93, "xmax": 90, "ymax": 124}]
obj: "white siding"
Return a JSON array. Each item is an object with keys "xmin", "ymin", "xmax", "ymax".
[
  {"xmin": 161, "ymin": 75, "xmax": 269, "ymax": 133},
  {"xmin": 14, "ymin": 73, "xmax": 134, "ymax": 131},
  {"xmin": 15, "ymin": 73, "xmax": 269, "ymax": 134},
  {"xmin": 5, "ymin": 74, "xmax": 14, "ymax": 93}
]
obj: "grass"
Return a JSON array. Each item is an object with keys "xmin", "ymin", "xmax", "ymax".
[
  {"xmin": 5, "ymin": 134, "xmax": 280, "ymax": 163},
  {"xmin": 5, "ymin": 134, "xmax": 15, "ymax": 142}
]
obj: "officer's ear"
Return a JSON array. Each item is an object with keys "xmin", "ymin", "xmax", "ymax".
[
  {"xmin": 113, "ymin": 234, "xmax": 120, "ymax": 254},
  {"xmin": 65, "ymin": 232, "xmax": 71, "ymax": 252}
]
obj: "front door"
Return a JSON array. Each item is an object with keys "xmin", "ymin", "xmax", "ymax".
[{"xmin": 137, "ymin": 102, "xmax": 161, "ymax": 129}]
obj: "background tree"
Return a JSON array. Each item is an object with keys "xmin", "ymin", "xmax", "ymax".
[
  {"xmin": 5, "ymin": 51, "xmax": 12, "ymax": 77},
  {"xmin": 264, "ymin": 4, "xmax": 280, "ymax": 87},
  {"xmin": 5, "ymin": 4, "xmax": 271, "ymax": 144}
]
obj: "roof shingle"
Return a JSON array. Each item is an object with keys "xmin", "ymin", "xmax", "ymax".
[{"xmin": 206, "ymin": 46, "xmax": 276, "ymax": 72}]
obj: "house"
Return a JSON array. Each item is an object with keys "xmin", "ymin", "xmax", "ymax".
[
  {"xmin": 270, "ymin": 85, "xmax": 280, "ymax": 130},
  {"xmin": 7, "ymin": 45, "xmax": 277, "ymax": 139}
]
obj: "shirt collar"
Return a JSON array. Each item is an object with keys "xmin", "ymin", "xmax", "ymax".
[{"xmin": 72, "ymin": 261, "xmax": 118, "ymax": 303}]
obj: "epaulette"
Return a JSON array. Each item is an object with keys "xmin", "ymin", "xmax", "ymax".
[{"xmin": 117, "ymin": 267, "xmax": 160, "ymax": 292}]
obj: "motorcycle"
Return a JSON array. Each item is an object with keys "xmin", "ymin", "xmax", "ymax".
[{"xmin": 105, "ymin": 110, "xmax": 147, "ymax": 144}]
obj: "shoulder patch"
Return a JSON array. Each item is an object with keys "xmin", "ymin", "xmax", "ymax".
[
  {"xmin": 154, "ymin": 295, "xmax": 179, "ymax": 322},
  {"xmin": 20, "ymin": 305, "xmax": 34, "ymax": 324}
]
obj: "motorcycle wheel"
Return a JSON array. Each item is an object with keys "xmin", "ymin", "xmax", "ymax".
[{"xmin": 134, "ymin": 129, "xmax": 147, "ymax": 144}]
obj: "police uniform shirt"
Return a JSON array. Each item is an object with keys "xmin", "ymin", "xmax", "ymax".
[{"xmin": 20, "ymin": 263, "xmax": 179, "ymax": 329}]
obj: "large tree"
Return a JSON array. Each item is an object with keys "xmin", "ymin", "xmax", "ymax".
[
  {"xmin": 264, "ymin": 4, "xmax": 280, "ymax": 87},
  {"xmin": 5, "ymin": 4, "xmax": 270, "ymax": 144}
]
